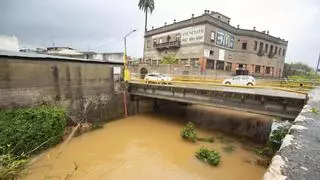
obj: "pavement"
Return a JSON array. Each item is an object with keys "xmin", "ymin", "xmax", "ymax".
[
  {"xmin": 263, "ymin": 87, "xmax": 320, "ymax": 180},
  {"xmin": 129, "ymin": 81, "xmax": 307, "ymax": 100}
]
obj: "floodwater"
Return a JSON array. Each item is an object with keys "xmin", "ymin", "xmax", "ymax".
[{"xmin": 22, "ymin": 113, "xmax": 267, "ymax": 180}]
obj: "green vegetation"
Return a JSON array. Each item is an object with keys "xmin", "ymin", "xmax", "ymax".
[
  {"xmin": 180, "ymin": 122, "xmax": 197, "ymax": 142},
  {"xmin": 311, "ymin": 107, "xmax": 319, "ymax": 114},
  {"xmin": 0, "ymin": 106, "xmax": 67, "ymax": 179},
  {"xmin": 138, "ymin": 0, "xmax": 155, "ymax": 32},
  {"xmin": 253, "ymin": 125, "xmax": 290, "ymax": 160},
  {"xmin": 283, "ymin": 62, "xmax": 318, "ymax": 77},
  {"xmin": 267, "ymin": 125, "xmax": 289, "ymax": 152},
  {"xmin": 222, "ymin": 145, "xmax": 236, "ymax": 153},
  {"xmin": 180, "ymin": 122, "xmax": 214, "ymax": 143},
  {"xmin": 195, "ymin": 147, "xmax": 221, "ymax": 166},
  {"xmin": 160, "ymin": 54, "xmax": 178, "ymax": 64}
]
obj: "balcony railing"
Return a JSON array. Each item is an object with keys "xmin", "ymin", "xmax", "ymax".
[{"xmin": 154, "ymin": 40, "xmax": 181, "ymax": 50}]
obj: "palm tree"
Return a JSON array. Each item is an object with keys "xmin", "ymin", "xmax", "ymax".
[{"xmin": 138, "ymin": 0, "xmax": 155, "ymax": 32}]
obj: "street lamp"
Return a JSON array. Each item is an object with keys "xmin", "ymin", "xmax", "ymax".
[{"xmin": 123, "ymin": 29, "xmax": 137, "ymax": 81}]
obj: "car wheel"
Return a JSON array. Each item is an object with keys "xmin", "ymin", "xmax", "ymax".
[
  {"xmin": 225, "ymin": 82, "xmax": 231, "ymax": 85},
  {"xmin": 247, "ymin": 83, "xmax": 253, "ymax": 86}
]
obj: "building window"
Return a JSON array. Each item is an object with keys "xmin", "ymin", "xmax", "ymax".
[
  {"xmin": 279, "ymin": 48, "xmax": 282, "ymax": 55},
  {"xmin": 225, "ymin": 62, "xmax": 232, "ymax": 71},
  {"xmin": 190, "ymin": 58, "xmax": 199, "ymax": 67},
  {"xmin": 265, "ymin": 66, "xmax": 271, "ymax": 74},
  {"xmin": 206, "ymin": 59, "xmax": 215, "ymax": 69},
  {"xmin": 254, "ymin": 41, "xmax": 258, "ymax": 51},
  {"xmin": 180, "ymin": 58, "xmax": 188, "ymax": 65},
  {"xmin": 159, "ymin": 38, "xmax": 163, "ymax": 43},
  {"xmin": 270, "ymin": 45, "xmax": 274, "ymax": 54},
  {"xmin": 283, "ymin": 48, "xmax": 286, "ymax": 56},
  {"xmin": 255, "ymin": 65, "xmax": 261, "ymax": 73},
  {"xmin": 211, "ymin": 31, "xmax": 215, "ymax": 41},
  {"xmin": 265, "ymin": 44, "xmax": 269, "ymax": 52},
  {"xmin": 210, "ymin": 50, "xmax": 214, "ymax": 56},
  {"xmin": 275, "ymin": 46, "xmax": 278, "ymax": 55},
  {"xmin": 216, "ymin": 60, "xmax": 225, "ymax": 70},
  {"xmin": 259, "ymin": 42, "xmax": 264, "ymax": 51},
  {"xmin": 242, "ymin": 42, "xmax": 247, "ymax": 50}
]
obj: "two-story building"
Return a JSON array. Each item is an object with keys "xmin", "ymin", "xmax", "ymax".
[{"xmin": 143, "ymin": 10, "xmax": 288, "ymax": 77}]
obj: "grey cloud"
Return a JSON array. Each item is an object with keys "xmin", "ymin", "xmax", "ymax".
[{"xmin": 0, "ymin": 0, "xmax": 319, "ymax": 67}]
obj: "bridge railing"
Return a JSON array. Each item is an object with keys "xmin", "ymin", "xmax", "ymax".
[{"xmin": 129, "ymin": 73, "xmax": 318, "ymax": 93}]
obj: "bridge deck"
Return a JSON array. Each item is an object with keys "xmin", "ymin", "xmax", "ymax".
[
  {"xmin": 129, "ymin": 81, "xmax": 307, "ymax": 100},
  {"xmin": 128, "ymin": 82, "xmax": 307, "ymax": 119}
]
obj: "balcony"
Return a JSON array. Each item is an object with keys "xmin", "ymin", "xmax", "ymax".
[
  {"xmin": 257, "ymin": 48, "xmax": 264, "ymax": 57},
  {"xmin": 154, "ymin": 40, "xmax": 181, "ymax": 50},
  {"xmin": 268, "ymin": 52, "xmax": 276, "ymax": 59}
]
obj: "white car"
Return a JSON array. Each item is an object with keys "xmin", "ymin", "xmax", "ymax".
[
  {"xmin": 144, "ymin": 73, "xmax": 172, "ymax": 84},
  {"xmin": 222, "ymin": 75, "xmax": 255, "ymax": 86}
]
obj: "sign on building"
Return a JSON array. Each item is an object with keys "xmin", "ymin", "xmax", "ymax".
[
  {"xmin": 216, "ymin": 29, "xmax": 234, "ymax": 49},
  {"xmin": 181, "ymin": 25, "xmax": 205, "ymax": 44}
]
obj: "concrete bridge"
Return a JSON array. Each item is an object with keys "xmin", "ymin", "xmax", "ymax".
[{"xmin": 128, "ymin": 82, "xmax": 308, "ymax": 119}]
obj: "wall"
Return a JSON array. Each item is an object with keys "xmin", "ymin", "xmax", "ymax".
[
  {"xmin": 144, "ymin": 13, "xmax": 287, "ymax": 77},
  {"xmin": 263, "ymin": 87, "xmax": 320, "ymax": 180},
  {"xmin": 0, "ymin": 35, "xmax": 19, "ymax": 52},
  {"xmin": 0, "ymin": 57, "xmax": 127, "ymax": 123}
]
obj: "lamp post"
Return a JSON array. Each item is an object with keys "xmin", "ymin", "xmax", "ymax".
[
  {"xmin": 123, "ymin": 29, "xmax": 136, "ymax": 81},
  {"xmin": 122, "ymin": 29, "xmax": 136, "ymax": 118}
]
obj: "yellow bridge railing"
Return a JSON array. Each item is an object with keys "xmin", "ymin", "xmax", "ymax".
[{"xmin": 129, "ymin": 73, "xmax": 318, "ymax": 94}]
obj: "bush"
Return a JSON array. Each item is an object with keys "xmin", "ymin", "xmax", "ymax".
[
  {"xmin": 180, "ymin": 122, "xmax": 197, "ymax": 142},
  {"xmin": 267, "ymin": 125, "xmax": 289, "ymax": 152},
  {"xmin": 180, "ymin": 122, "xmax": 214, "ymax": 143},
  {"xmin": 195, "ymin": 147, "xmax": 221, "ymax": 166},
  {"xmin": 0, "ymin": 106, "xmax": 67, "ymax": 156}
]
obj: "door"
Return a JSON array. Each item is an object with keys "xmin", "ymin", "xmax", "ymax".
[{"xmin": 232, "ymin": 76, "xmax": 241, "ymax": 85}]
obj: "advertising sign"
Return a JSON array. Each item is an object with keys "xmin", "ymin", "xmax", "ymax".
[
  {"xmin": 216, "ymin": 29, "xmax": 234, "ymax": 49},
  {"xmin": 181, "ymin": 25, "xmax": 205, "ymax": 44}
]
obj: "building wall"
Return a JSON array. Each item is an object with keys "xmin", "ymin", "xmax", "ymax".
[
  {"xmin": 0, "ymin": 57, "xmax": 127, "ymax": 122},
  {"xmin": 0, "ymin": 35, "xmax": 19, "ymax": 52},
  {"xmin": 144, "ymin": 13, "xmax": 287, "ymax": 77}
]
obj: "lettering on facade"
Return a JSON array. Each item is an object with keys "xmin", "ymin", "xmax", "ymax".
[
  {"xmin": 216, "ymin": 29, "xmax": 234, "ymax": 49},
  {"xmin": 181, "ymin": 26, "xmax": 205, "ymax": 44}
]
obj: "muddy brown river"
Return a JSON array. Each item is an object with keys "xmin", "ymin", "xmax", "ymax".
[{"xmin": 22, "ymin": 113, "xmax": 266, "ymax": 180}]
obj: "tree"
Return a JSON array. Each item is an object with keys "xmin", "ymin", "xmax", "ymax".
[
  {"xmin": 283, "ymin": 62, "xmax": 314, "ymax": 77},
  {"xmin": 160, "ymin": 54, "xmax": 178, "ymax": 64},
  {"xmin": 138, "ymin": 0, "xmax": 155, "ymax": 32}
]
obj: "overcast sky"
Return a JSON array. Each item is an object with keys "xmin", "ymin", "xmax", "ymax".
[{"xmin": 0, "ymin": 0, "xmax": 319, "ymax": 67}]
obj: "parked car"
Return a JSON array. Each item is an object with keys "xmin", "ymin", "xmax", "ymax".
[
  {"xmin": 144, "ymin": 73, "xmax": 172, "ymax": 84},
  {"xmin": 222, "ymin": 75, "xmax": 255, "ymax": 86}
]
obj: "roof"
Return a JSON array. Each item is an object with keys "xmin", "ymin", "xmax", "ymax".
[{"xmin": 0, "ymin": 50, "xmax": 124, "ymax": 65}]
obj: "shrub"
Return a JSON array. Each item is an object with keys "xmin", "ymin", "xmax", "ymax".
[
  {"xmin": 195, "ymin": 147, "xmax": 221, "ymax": 166},
  {"xmin": 0, "ymin": 106, "xmax": 67, "ymax": 156},
  {"xmin": 180, "ymin": 122, "xmax": 214, "ymax": 143},
  {"xmin": 180, "ymin": 122, "xmax": 197, "ymax": 142},
  {"xmin": 267, "ymin": 125, "xmax": 289, "ymax": 152}
]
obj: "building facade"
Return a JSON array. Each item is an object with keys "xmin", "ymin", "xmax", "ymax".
[{"xmin": 143, "ymin": 11, "xmax": 288, "ymax": 77}]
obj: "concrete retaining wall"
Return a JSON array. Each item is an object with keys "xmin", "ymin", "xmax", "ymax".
[
  {"xmin": 263, "ymin": 87, "xmax": 320, "ymax": 180},
  {"xmin": 0, "ymin": 57, "xmax": 126, "ymax": 123}
]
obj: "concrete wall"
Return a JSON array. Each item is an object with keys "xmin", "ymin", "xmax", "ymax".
[
  {"xmin": 264, "ymin": 87, "xmax": 320, "ymax": 180},
  {"xmin": 0, "ymin": 57, "xmax": 126, "ymax": 123}
]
